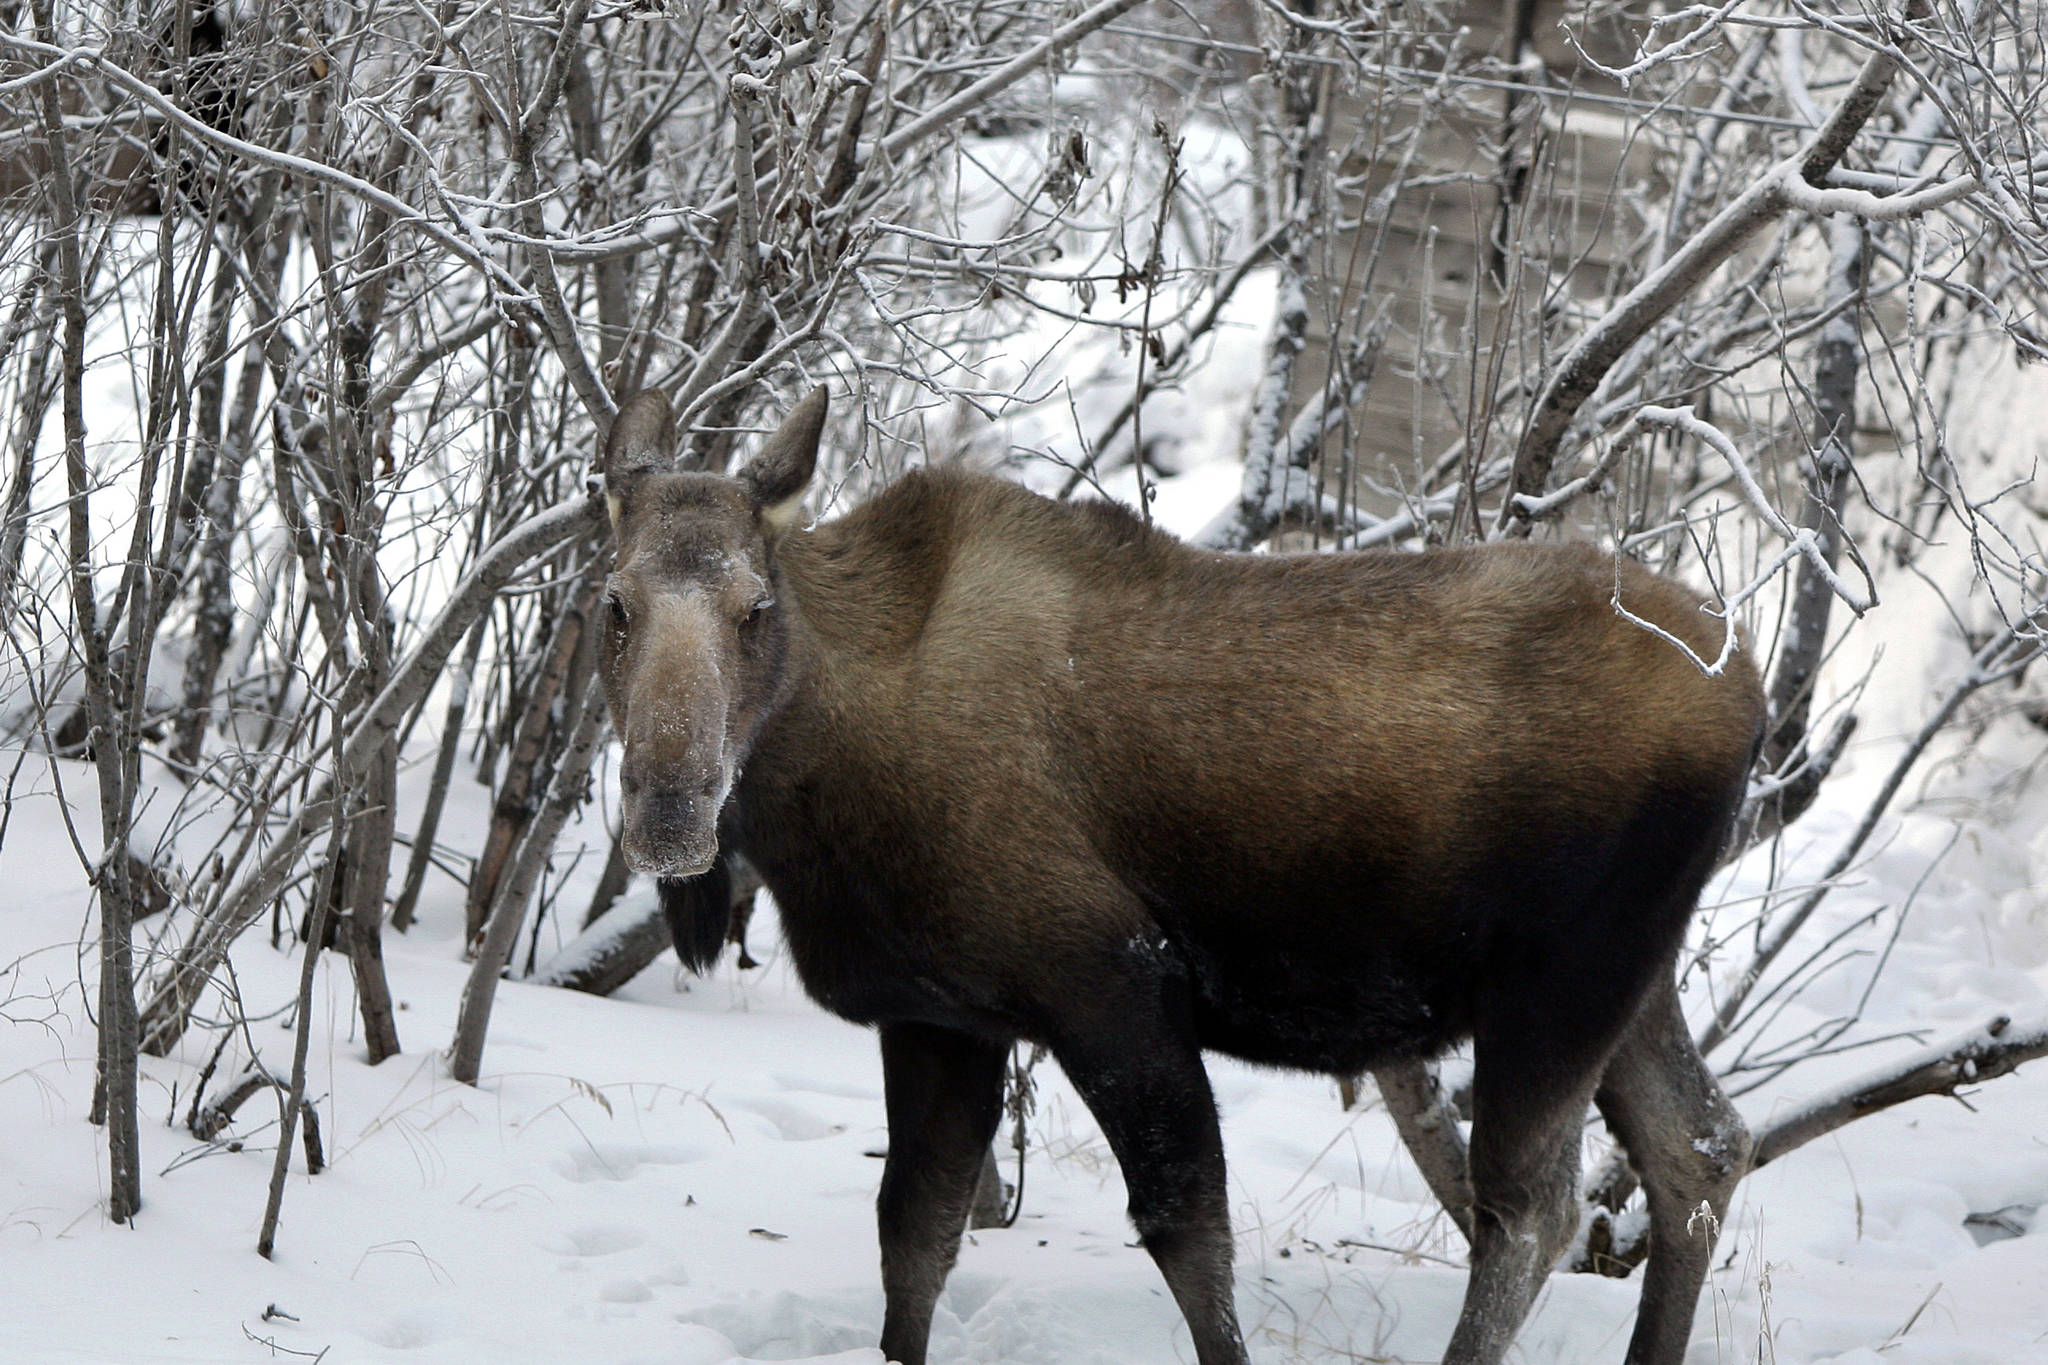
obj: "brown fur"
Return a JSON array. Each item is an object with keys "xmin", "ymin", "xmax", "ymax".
[{"xmin": 599, "ymin": 389, "xmax": 1764, "ymax": 1365}]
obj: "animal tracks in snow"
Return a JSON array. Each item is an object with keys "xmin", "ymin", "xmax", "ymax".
[
  {"xmin": 599, "ymin": 1276, "xmax": 656, "ymax": 1303},
  {"xmin": 551, "ymin": 1141, "xmax": 706, "ymax": 1183},
  {"xmin": 542, "ymin": 1222, "xmax": 647, "ymax": 1258},
  {"xmin": 362, "ymin": 1313, "xmax": 441, "ymax": 1350},
  {"xmin": 771, "ymin": 1070, "xmax": 883, "ymax": 1102},
  {"xmin": 547, "ymin": 1221, "xmax": 695, "ymax": 1325},
  {"xmin": 737, "ymin": 1095, "xmax": 847, "ymax": 1142}
]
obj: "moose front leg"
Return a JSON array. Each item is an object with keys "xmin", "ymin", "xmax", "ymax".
[
  {"xmin": 1052, "ymin": 996, "xmax": 1249, "ymax": 1365},
  {"xmin": 876, "ymin": 1022, "xmax": 1009, "ymax": 1365}
]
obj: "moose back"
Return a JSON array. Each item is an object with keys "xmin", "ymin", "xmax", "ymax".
[{"xmin": 596, "ymin": 387, "xmax": 1765, "ymax": 1365}]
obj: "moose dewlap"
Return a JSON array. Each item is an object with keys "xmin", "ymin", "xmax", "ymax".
[{"xmin": 597, "ymin": 386, "xmax": 1765, "ymax": 1365}]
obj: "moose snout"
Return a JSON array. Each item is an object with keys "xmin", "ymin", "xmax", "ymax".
[{"xmin": 622, "ymin": 778, "xmax": 724, "ymax": 877}]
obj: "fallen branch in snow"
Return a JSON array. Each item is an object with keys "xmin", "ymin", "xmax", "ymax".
[
  {"xmin": 183, "ymin": 1064, "xmax": 326, "ymax": 1176},
  {"xmin": 532, "ymin": 858, "xmax": 763, "ymax": 995},
  {"xmin": 190, "ymin": 1070, "xmax": 277, "ymax": 1142},
  {"xmin": 1576, "ymin": 1015, "xmax": 2048, "ymax": 1276},
  {"xmin": 1749, "ymin": 1014, "xmax": 2048, "ymax": 1169},
  {"xmin": 529, "ymin": 895, "xmax": 672, "ymax": 997},
  {"xmin": 239, "ymin": 1323, "xmax": 327, "ymax": 1361}
]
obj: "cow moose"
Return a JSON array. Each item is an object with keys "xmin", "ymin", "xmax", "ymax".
[{"xmin": 597, "ymin": 384, "xmax": 1765, "ymax": 1365}]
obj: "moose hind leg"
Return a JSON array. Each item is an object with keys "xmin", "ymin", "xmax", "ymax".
[
  {"xmin": 876, "ymin": 1022, "xmax": 1009, "ymax": 1365},
  {"xmin": 1442, "ymin": 991, "xmax": 1620, "ymax": 1365},
  {"xmin": 1595, "ymin": 978, "xmax": 1752, "ymax": 1365},
  {"xmin": 1052, "ymin": 990, "xmax": 1249, "ymax": 1365},
  {"xmin": 1443, "ymin": 1098, "xmax": 1586, "ymax": 1364}
]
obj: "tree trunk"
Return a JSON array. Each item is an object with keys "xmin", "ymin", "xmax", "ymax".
[
  {"xmin": 580, "ymin": 831, "xmax": 631, "ymax": 930},
  {"xmin": 339, "ymin": 740, "xmax": 402, "ymax": 1063},
  {"xmin": 259, "ymin": 812, "xmax": 347, "ymax": 1259},
  {"xmin": 1199, "ymin": 10, "xmax": 1326, "ymax": 553},
  {"xmin": 136, "ymin": 497, "xmax": 605, "ymax": 1058},
  {"xmin": 1755, "ymin": 215, "xmax": 1865, "ymax": 838},
  {"xmin": 38, "ymin": 4, "xmax": 141, "ymax": 1219},
  {"xmin": 451, "ymin": 676, "xmax": 607, "ymax": 1084},
  {"xmin": 1373, "ymin": 1062, "xmax": 1475, "ymax": 1243},
  {"xmin": 969, "ymin": 1148, "xmax": 1007, "ymax": 1230},
  {"xmin": 169, "ymin": 293, "xmax": 271, "ymax": 772},
  {"xmin": 391, "ymin": 617, "xmax": 489, "ymax": 933},
  {"xmin": 0, "ymin": 259, "xmax": 53, "ymax": 612},
  {"xmin": 466, "ymin": 567, "xmax": 602, "ymax": 943}
]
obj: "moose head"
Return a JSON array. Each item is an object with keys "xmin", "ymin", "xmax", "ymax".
[{"xmin": 597, "ymin": 387, "xmax": 827, "ymax": 877}]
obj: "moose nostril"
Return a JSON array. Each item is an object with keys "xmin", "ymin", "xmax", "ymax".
[{"xmin": 641, "ymin": 787, "xmax": 696, "ymax": 836}]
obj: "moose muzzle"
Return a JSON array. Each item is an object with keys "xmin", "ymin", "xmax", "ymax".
[{"xmin": 620, "ymin": 770, "xmax": 725, "ymax": 877}]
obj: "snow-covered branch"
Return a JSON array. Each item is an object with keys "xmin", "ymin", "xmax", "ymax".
[
  {"xmin": 1750, "ymin": 1014, "xmax": 2048, "ymax": 1168},
  {"xmin": 1776, "ymin": 173, "xmax": 1981, "ymax": 220},
  {"xmin": 1498, "ymin": 0, "xmax": 1939, "ymax": 534},
  {"xmin": 1633, "ymin": 403, "xmax": 1875, "ymax": 614}
]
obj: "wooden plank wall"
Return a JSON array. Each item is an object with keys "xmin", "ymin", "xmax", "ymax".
[{"xmin": 1292, "ymin": 0, "xmax": 1655, "ymax": 526}]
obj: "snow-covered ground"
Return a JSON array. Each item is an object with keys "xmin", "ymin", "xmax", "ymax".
[
  {"xmin": 5, "ymin": 163, "xmax": 2047, "ymax": 1357},
  {"xmin": 4, "ymin": 592, "xmax": 2048, "ymax": 1365},
  {"xmin": 6, "ymin": 35, "xmax": 2046, "ymax": 1364}
]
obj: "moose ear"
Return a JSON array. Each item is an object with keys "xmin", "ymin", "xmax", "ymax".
[
  {"xmin": 737, "ymin": 386, "xmax": 827, "ymax": 536},
  {"xmin": 602, "ymin": 389, "xmax": 678, "ymax": 527}
]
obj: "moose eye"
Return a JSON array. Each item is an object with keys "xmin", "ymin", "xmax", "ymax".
[
  {"xmin": 744, "ymin": 597, "xmax": 775, "ymax": 627},
  {"xmin": 606, "ymin": 591, "xmax": 629, "ymax": 629}
]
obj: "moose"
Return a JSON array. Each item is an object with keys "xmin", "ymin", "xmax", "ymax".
[{"xmin": 596, "ymin": 384, "xmax": 1766, "ymax": 1365}]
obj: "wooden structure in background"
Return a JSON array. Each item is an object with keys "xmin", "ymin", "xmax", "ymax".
[{"xmin": 1295, "ymin": 0, "xmax": 1653, "ymax": 524}]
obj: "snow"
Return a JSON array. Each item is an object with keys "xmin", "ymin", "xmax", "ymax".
[
  {"xmin": 901, "ymin": 110, "xmax": 1273, "ymax": 529},
  {"xmin": 4, "ymin": 695, "xmax": 2048, "ymax": 1365},
  {"xmin": 6, "ymin": 91, "xmax": 2048, "ymax": 1365},
  {"xmin": 9, "ymin": 289, "xmax": 2048, "ymax": 1365}
]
